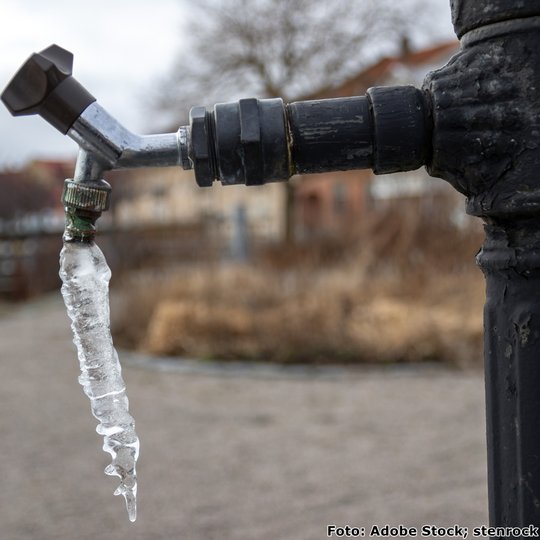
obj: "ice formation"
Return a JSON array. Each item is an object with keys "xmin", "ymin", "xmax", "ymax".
[{"xmin": 59, "ymin": 241, "xmax": 139, "ymax": 522}]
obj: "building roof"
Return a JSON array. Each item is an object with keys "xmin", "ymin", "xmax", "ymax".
[{"xmin": 302, "ymin": 40, "xmax": 459, "ymax": 101}]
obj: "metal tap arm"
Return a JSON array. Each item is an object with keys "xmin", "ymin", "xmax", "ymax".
[{"xmin": 0, "ymin": 45, "xmax": 187, "ymax": 172}]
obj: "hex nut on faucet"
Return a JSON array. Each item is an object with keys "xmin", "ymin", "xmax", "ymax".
[{"xmin": 189, "ymin": 106, "xmax": 215, "ymax": 187}]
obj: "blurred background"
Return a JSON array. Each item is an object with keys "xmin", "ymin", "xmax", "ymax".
[{"xmin": 0, "ymin": 1, "xmax": 489, "ymax": 539}]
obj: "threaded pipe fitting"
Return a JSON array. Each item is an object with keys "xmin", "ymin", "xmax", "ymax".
[
  {"xmin": 62, "ymin": 178, "xmax": 111, "ymax": 212},
  {"xmin": 61, "ymin": 178, "xmax": 111, "ymax": 242}
]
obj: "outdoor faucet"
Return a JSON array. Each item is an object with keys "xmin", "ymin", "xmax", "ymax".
[
  {"xmin": 1, "ymin": 44, "xmax": 430, "ymax": 240},
  {"xmin": 4, "ymin": 0, "xmax": 540, "ymax": 528},
  {"xmin": 1, "ymin": 45, "xmax": 192, "ymax": 241}
]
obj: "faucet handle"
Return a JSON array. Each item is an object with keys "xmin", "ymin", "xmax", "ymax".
[{"xmin": 1, "ymin": 44, "xmax": 95, "ymax": 134}]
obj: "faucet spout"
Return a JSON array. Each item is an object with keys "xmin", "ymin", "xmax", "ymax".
[
  {"xmin": 74, "ymin": 148, "xmax": 106, "ymax": 182},
  {"xmin": 62, "ymin": 148, "xmax": 111, "ymax": 243},
  {"xmin": 0, "ymin": 44, "xmax": 193, "ymax": 241}
]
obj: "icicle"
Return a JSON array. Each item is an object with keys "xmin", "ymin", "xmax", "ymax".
[{"xmin": 59, "ymin": 241, "xmax": 139, "ymax": 522}]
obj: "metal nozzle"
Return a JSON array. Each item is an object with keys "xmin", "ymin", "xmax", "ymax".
[{"xmin": 61, "ymin": 178, "xmax": 111, "ymax": 242}]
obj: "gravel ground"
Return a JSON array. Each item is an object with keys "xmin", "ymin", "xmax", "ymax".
[{"xmin": 0, "ymin": 293, "xmax": 488, "ymax": 540}]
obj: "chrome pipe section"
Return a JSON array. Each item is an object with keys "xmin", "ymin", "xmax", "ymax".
[
  {"xmin": 62, "ymin": 147, "xmax": 112, "ymax": 242},
  {"xmin": 73, "ymin": 148, "xmax": 105, "ymax": 182},
  {"xmin": 68, "ymin": 102, "xmax": 192, "ymax": 171}
]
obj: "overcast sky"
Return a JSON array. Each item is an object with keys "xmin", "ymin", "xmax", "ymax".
[
  {"xmin": 0, "ymin": 0, "xmax": 454, "ymax": 169},
  {"xmin": 0, "ymin": 0, "xmax": 186, "ymax": 167}
]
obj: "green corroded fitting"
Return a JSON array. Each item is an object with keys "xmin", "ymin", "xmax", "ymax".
[
  {"xmin": 61, "ymin": 178, "xmax": 111, "ymax": 242},
  {"xmin": 63, "ymin": 208, "xmax": 97, "ymax": 242}
]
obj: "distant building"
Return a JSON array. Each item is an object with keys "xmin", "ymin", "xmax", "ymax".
[
  {"xmin": 114, "ymin": 167, "xmax": 285, "ymax": 240},
  {"xmin": 0, "ymin": 159, "xmax": 72, "ymax": 233},
  {"xmin": 295, "ymin": 40, "xmax": 460, "ymax": 239}
]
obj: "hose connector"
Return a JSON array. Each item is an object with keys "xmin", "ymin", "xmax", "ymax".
[{"xmin": 61, "ymin": 178, "xmax": 111, "ymax": 242}]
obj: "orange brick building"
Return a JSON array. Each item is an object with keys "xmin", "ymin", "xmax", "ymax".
[{"xmin": 294, "ymin": 41, "xmax": 459, "ymax": 240}]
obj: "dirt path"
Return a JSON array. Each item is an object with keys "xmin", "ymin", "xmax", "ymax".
[{"xmin": 0, "ymin": 294, "xmax": 488, "ymax": 540}]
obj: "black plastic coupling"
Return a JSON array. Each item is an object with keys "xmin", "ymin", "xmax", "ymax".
[
  {"xmin": 366, "ymin": 86, "xmax": 431, "ymax": 175},
  {"xmin": 287, "ymin": 96, "xmax": 374, "ymax": 174},
  {"xmin": 1, "ymin": 45, "xmax": 95, "ymax": 134},
  {"xmin": 188, "ymin": 98, "xmax": 290, "ymax": 187}
]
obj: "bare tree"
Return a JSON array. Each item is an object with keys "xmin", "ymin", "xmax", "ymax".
[{"xmin": 156, "ymin": 0, "xmax": 436, "ymax": 241}]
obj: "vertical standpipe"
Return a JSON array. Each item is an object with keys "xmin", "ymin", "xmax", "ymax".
[{"xmin": 424, "ymin": 0, "xmax": 540, "ymax": 530}]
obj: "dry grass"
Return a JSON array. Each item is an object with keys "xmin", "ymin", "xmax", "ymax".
[{"xmin": 113, "ymin": 207, "xmax": 486, "ymax": 366}]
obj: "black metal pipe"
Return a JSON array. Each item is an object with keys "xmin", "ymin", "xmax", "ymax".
[
  {"xmin": 479, "ymin": 219, "xmax": 540, "ymax": 527},
  {"xmin": 187, "ymin": 86, "xmax": 430, "ymax": 187},
  {"xmin": 286, "ymin": 96, "xmax": 374, "ymax": 174}
]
